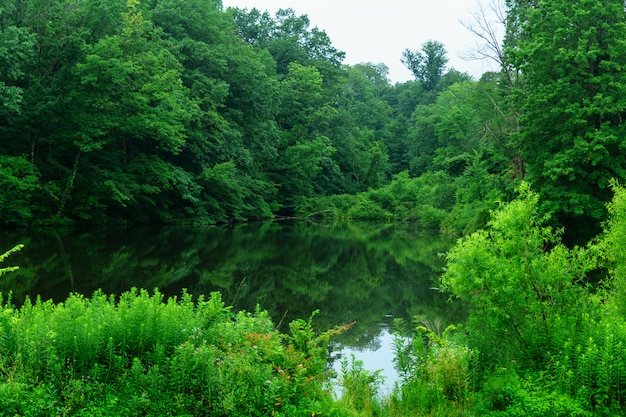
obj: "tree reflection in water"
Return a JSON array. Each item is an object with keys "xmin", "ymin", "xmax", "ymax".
[{"xmin": 1, "ymin": 221, "xmax": 464, "ymax": 380}]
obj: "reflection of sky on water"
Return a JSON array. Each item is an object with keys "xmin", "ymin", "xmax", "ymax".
[{"xmin": 330, "ymin": 323, "xmax": 399, "ymax": 397}]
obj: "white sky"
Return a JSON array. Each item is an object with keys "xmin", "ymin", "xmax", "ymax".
[{"xmin": 221, "ymin": 0, "xmax": 503, "ymax": 83}]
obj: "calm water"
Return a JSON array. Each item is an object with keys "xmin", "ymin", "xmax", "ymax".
[{"xmin": 0, "ymin": 221, "xmax": 460, "ymax": 392}]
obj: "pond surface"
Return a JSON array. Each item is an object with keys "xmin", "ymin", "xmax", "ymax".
[{"xmin": 0, "ymin": 221, "xmax": 461, "ymax": 393}]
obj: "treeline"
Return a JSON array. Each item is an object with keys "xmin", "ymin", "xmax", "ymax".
[
  {"xmin": 0, "ymin": 0, "xmax": 508, "ymax": 231},
  {"xmin": 2, "ymin": 0, "xmax": 626, "ymax": 243}
]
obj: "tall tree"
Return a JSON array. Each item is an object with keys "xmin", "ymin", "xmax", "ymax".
[
  {"xmin": 271, "ymin": 62, "xmax": 337, "ymax": 210},
  {"xmin": 401, "ymin": 40, "xmax": 448, "ymax": 91},
  {"xmin": 333, "ymin": 63, "xmax": 392, "ymax": 192},
  {"xmin": 59, "ymin": 0, "xmax": 195, "ymax": 221},
  {"xmin": 511, "ymin": 0, "xmax": 626, "ymax": 242},
  {"xmin": 0, "ymin": 0, "xmax": 34, "ymax": 120},
  {"xmin": 151, "ymin": 0, "xmax": 281, "ymax": 221},
  {"xmin": 461, "ymin": 1, "xmax": 526, "ymax": 181},
  {"xmin": 229, "ymin": 7, "xmax": 345, "ymax": 80}
]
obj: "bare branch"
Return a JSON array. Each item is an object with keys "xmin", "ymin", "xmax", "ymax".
[{"xmin": 460, "ymin": 0, "xmax": 507, "ymax": 68}]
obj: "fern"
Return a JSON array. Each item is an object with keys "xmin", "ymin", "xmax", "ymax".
[{"xmin": 391, "ymin": 318, "xmax": 417, "ymax": 381}]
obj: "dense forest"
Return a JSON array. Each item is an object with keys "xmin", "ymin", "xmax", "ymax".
[
  {"xmin": 3, "ymin": 0, "xmax": 623, "ymax": 244},
  {"xmin": 4, "ymin": 0, "xmax": 626, "ymax": 415}
]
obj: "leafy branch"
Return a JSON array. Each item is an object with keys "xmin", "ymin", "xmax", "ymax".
[{"xmin": 0, "ymin": 244, "xmax": 24, "ymax": 277}]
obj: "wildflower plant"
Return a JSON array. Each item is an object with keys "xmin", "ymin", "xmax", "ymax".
[{"xmin": 0, "ymin": 289, "xmax": 352, "ymax": 416}]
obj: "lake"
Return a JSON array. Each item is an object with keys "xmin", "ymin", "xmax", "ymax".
[{"xmin": 0, "ymin": 221, "xmax": 461, "ymax": 393}]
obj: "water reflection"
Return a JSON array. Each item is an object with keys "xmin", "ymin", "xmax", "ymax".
[
  {"xmin": 330, "ymin": 321, "xmax": 400, "ymax": 396},
  {"xmin": 1, "ymin": 221, "xmax": 461, "ymax": 382}
]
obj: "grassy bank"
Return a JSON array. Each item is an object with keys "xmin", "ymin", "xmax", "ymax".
[
  {"xmin": 2, "ymin": 287, "xmax": 622, "ymax": 417},
  {"xmin": 0, "ymin": 289, "xmax": 357, "ymax": 416}
]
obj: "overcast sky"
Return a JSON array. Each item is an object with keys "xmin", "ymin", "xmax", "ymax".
[{"xmin": 221, "ymin": 0, "xmax": 503, "ymax": 83}]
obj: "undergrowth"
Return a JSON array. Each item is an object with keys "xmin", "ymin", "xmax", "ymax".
[{"xmin": 0, "ymin": 289, "xmax": 354, "ymax": 417}]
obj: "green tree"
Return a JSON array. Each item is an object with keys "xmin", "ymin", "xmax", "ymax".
[
  {"xmin": 229, "ymin": 7, "xmax": 345, "ymax": 81},
  {"xmin": 333, "ymin": 63, "xmax": 392, "ymax": 192},
  {"xmin": 401, "ymin": 40, "xmax": 449, "ymax": 91},
  {"xmin": 151, "ymin": 0, "xmax": 281, "ymax": 221},
  {"xmin": 271, "ymin": 63, "xmax": 337, "ymax": 210},
  {"xmin": 407, "ymin": 80, "xmax": 497, "ymax": 176},
  {"xmin": 441, "ymin": 183, "xmax": 597, "ymax": 368},
  {"xmin": 0, "ymin": 155, "xmax": 40, "ymax": 225},
  {"xmin": 381, "ymin": 81, "xmax": 427, "ymax": 173},
  {"xmin": 55, "ymin": 0, "xmax": 195, "ymax": 221},
  {"xmin": 0, "ymin": 0, "xmax": 104, "ymax": 222},
  {"xmin": 511, "ymin": 0, "xmax": 626, "ymax": 243},
  {"xmin": 0, "ymin": 0, "xmax": 34, "ymax": 119}
]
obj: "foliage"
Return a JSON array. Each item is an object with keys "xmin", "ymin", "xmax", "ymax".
[
  {"xmin": 477, "ymin": 368, "xmax": 592, "ymax": 417},
  {"xmin": 7, "ymin": 188, "xmax": 626, "ymax": 415},
  {"xmin": 436, "ymin": 183, "xmax": 626, "ymax": 415},
  {"xmin": 0, "ymin": 0, "xmax": 514, "ymax": 231},
  {"xmin": 510, "ymin": 0, "xmax": 626, "ymax": 243},
  {"xmin": 0, "ymin": 244, "xmax": 23, "ymax": 277},
  {"xmin": 442, "ymin": 152, "xmax": 510, "ymax": 236},
  {"xmin": 297, "ymin": 170, "xmax": 456, "ymax": 228},
  {"xmin": 0, "ymin": 155, "xmax": 41, "ymax": 225},
  {"xmin": 389, "ymin": 318, "xmax": 473, "ymax": 416},
  {"xmin": 0, "ymin": 289, "xmax": 357, "ymax": 416},
  {"xmin": 6, "ymin": 0, "xmax": 626, "ymax": 412},
  {"xmin": 0, "ymin": 0, "xmax": 34, "ymax": 119},
  {"xmin": 598, "ymin": 183, "xmax": 626, "ymax": 316},
  {"xmin": 442, "ymin": 183, "xmax": 598, "ymax": 367},
  {"xmin": 402, "ymin": 40, "xmax": 449, "ymax": 91},
  {"xmin": 336, "ymin": 355, "xmax": 385, "ymax": 416}
]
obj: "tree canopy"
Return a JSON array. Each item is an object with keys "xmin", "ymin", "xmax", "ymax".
[{"xmin": 0, "ymin": 0, "xmax": 624, "ymax": 245}]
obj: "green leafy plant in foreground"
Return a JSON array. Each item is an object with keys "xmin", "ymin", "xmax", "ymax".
[
  {"xmin": 336, "ymin": 354, "xmax": 385, "ymax": 416},
  {"xmin": 441, "ymin": 182, "xmax": 598, "ymax": 369},
  {"xmin": 390, "ymin": 317, "xmax": 473, "ymax": 417},
  {"xmin": 0, "ymin": 289, "xmax": 355, "ymax": 417},
  {"xmin": 437, "ymin": 182, "xmax": 626, "ymax": 415}
]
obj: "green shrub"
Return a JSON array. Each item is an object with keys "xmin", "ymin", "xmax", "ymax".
[
  {"xmin": 297, "ymin": 170, "xmax": 457, "ymax": 228},
  {"xmin": 598, "ymin": 182, "xmax": 626, "ymax": 317},
  {"xmin": 441, "ymin": 183, "xmax": 597, "ymax": 369},
  {"xmin": 436, "ymin": 183, "xmax": 626, "ymax": 415},
  {"xmin": 0, "ymin": 155, "xmax": 41, "ymax": 226},
  {"xmin": 479, "ymin": 368, "xmax": 522, "ymax": 412}
]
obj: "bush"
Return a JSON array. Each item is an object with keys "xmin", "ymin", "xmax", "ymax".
[
  {"xmin": 441, "ymin": 183, "xmax": 597, "ymax": 369},
  {"xmin": 437, "ymin": 183, "xmax": 626, "ymax": 415},
  {"xmin": 0, "ymin": 155, "xmax": 40, "ymax": 226},
  {"xmin": 598, "ymin": 182, "xmax": 626, "ymax": 317},
  {"xmin": 297, "ymin": 170, "xmax": 457, "ymax": 228},
  {"xmin": 336, "ymin": 355, "xmax": 385, "ymax": 416}
]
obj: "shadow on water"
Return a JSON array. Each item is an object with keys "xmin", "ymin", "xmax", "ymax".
[{"xmin": 1, "ymin": 221, "xmax": 464, "ymax": 387}]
